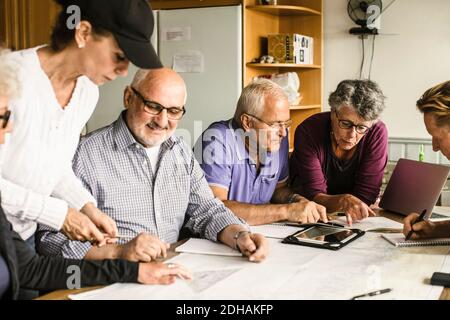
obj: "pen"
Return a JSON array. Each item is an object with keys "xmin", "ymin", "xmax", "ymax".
[
  {"xmin": 284, "ymin": 221, "xmax": 346, "ymax": 228},
  {"xmin": 405, "ymin": 209, "xmax": 427, "ymax": 240},
  {"xmin": 328, "ymin": 211, "xmax": 346, "ymax": 217},
  {"xmin": 351, "ymin": 288, "xmax": 392, "ymax": 300},
  {"xmin": 102, "ymin": 234, "xmax": 134, "ymax": 240},
  {"xmin": 115, "ymin": 234, "xmax": 134, "ymax": 240},
  {"xmin": 323, "ymin": 221, "xmax": 345, "ymax": 228}
]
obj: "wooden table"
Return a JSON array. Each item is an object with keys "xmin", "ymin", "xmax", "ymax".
[{"xmin": 37, "ymin": 211, "xmax": 450, "ymax": 300}]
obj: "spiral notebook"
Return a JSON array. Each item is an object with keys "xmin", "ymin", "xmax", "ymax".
[{"xmin": 382, "ymin": 234, "xmax": 450, "ymax": 247}]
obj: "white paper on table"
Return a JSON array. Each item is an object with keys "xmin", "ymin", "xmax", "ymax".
[
  {"xmin": 161, "ymin": 27, "xmax": 191, "ymax": 41},
  {"xmin": 175, "ymin": 238, "xmax": 242, "ymax": 257},
  {"xmin": 432, "ymin": 206, "xmax": 450, "ymax": 220},
  {"xmin": 250, "ymin": 224, "xmax": 304, "ymax": 239},
  {"xmin": 276, "ymin": 244, "xmax": 450, "ymax": 300},
  {"xmin": 332, "ymin": 216, "xmax": 403, "ymax": 231},
  {"xmin": 172, "ymin": 50, "xmax": 204, "ymax": 73},
  {"xmin": 69, "ymin": 240, "xmax": 450, "ymax": 300}
]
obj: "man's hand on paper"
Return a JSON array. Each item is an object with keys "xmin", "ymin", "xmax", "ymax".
[
  {"xmin": 338, "ymin": 194, "xmax": 376, "ymax": 226},
  {"xmin": 137, "ymin": 262, "xmax": 193, "ymax": 285},
  {"xmin": 287, "ymin": 196, "xmax": 327, "ymax": 223},
  {"xmin": 118, "ymin": 233, "xmax": 170, "ymax": 262},
  {"xmin": 236, "ymin": 232, "xmax": 268, "ymax": 263}
]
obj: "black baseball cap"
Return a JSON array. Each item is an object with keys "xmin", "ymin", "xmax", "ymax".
[{"xmin": 60, "ymin": 0, "xmax": 162, "ymax": 69}]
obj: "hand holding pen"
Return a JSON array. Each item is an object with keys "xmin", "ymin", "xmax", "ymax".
[{"xmin": 404, "ymin": 209, "xmax": 427, "ymax": 240}]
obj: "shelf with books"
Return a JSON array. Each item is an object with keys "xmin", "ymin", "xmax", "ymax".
[
  {"xmin": 243, "ymin": 0, "xmax": 323, "ymax": 150},
  {"xmin": 246, "ymin": 63, "xmax": 321, "ymax": 69}
]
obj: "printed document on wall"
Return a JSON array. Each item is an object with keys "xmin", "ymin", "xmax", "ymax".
[
  {"xmin": 173, "ymin": 50, "xmax": 204, "ymax": 73},
  {"xmin": 161, "ymin": 26, "xmax": 191, "ymax": 41}
]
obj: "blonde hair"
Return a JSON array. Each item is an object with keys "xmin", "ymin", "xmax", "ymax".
[
  {"xmin": 0, "ymin": 49, "xmax": 21, "ymax": 99},
  {"xmin": 417, "ymin": 81, "xmax": 450, "ymax": 127}
]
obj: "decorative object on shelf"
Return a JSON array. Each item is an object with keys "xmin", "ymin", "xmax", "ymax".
[
  {"xmin": 254, "ymin": 72, "xmax": 301, "ymax": 105},
  {"xmin": 254, "ymin": 55, "xmax": 277, "ymax": 64},
  {"xmin": 268, "ymin": 33, "xmax": 313, "ymax": 64},
  {"xmin": 259, "ymin": 0, "xmax": 277, "ymax": 5}
]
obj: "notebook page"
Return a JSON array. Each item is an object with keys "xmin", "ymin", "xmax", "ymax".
[
  {"xmin": 332, "ymin": 216, "xmax": 403, "ymax": 231},
  {"xmin": 250, "ymin": 224, "xmax": 304, "ymax": 239},
  {"xmin": 175, "ymin": 238, "xmax": 242, "ymax": 256},
  {"xmin": 382, "ymin": 234, "xmax": 450, "ymax": 247}
]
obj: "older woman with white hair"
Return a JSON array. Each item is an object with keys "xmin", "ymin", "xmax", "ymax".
[
  {"xmin": 0, "ymin": 50, "xmax": 192, "ymax": 300},
  {"xmin": 290, "ymin": 80, "xmax": 388, "ymax": 226}
]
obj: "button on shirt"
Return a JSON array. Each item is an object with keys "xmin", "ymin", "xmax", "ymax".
[
  {"xmin": 37, "ymin": 112, "xmax": 245, "ymax": 259},
  {"xmin": 195, "ymin": 119, "xmax": 289, "ymax": 204},
  {"xmin": 0, "ymin": 255, "xmax": 9, "ymax": 298}
]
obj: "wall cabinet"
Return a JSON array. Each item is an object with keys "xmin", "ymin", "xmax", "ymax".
[{"xmin": 0, "ymin": 0, "xmax": 59, "ymax": 50}]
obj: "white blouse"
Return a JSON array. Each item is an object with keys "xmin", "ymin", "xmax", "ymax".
[{"xmin": 1, "ymin": 46, "xmax": 98, "ymax": 240}]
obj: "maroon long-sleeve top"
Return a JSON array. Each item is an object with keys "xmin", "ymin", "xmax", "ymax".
[{"xmin": 289, "ymin": 112, "xmax": 388, "ymax": 205}]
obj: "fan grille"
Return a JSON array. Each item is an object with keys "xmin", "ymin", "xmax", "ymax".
[{"xmin": 347, "ymin": 0, "xmax": 382, "ymax": 27}]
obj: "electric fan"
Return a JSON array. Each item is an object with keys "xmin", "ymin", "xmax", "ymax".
[{"xmin": 348, "ymin": 0, "xmax": 382, "ymax": 35}]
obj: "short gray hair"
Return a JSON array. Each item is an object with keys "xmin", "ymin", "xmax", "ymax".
[
  {"xmin": 0, "ymin": 49, "xmax": 21, "ymax": 99},
  {"xmin": 328, "ymin": 80, "xmax": 386, "ymax": 121},
  {"xmin": 131, "ymin": 69, "xmax": 150, "ymax": 88},
  {"xmin": 234, "ymin": 78, "xmax": 287, "ymax": 124}
]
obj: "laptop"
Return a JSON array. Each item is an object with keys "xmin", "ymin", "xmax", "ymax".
[{"xmin": 379, "ymin": 158, "xmax": 450, "ymax": 220}]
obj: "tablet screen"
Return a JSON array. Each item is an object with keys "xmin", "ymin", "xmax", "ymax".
[{"xmin": 293, "ymin": 226, "xmax": 355, "ymax": 243}]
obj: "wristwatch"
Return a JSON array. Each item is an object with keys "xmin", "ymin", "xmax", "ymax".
[
  {"xmin": 233, "ymin": 230, "xmax": 251, "ymax": 252},
  {"xmin": 288, "ymin": 193, "xmax": 301, "ymax": 204}
]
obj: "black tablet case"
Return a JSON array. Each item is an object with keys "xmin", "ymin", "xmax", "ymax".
[{"xmin": 281, "ymin": 223, "xmax": 365, "ymax": 251}]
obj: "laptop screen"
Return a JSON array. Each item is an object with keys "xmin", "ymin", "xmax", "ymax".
[{"xmin": 379, "ymin": 158, "xmax": 450, "ymax": 218}]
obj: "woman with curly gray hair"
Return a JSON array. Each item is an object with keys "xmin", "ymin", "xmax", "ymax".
[{"xmin": 290, "ymin": 80, "xmax": 388, "ymax": 225}]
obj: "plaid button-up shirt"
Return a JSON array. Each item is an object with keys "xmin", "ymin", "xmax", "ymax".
[{"xmin": 37, "ymin": 112, "xmax": 245, "ymax": 259}]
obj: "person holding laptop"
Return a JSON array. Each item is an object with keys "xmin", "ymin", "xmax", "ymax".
[{"xmin": 403, "ymin": 81, "xmax": 450, "ymax": 239}]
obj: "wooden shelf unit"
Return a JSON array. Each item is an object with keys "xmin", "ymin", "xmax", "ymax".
[
  {"xmin": 243, "ymin": 0, "xmax": 323, "ymax": 150},
  {"xmin": 289, "ymin": 104, "xmax": 321, "ymax": 110},
  {"xmin": 245, "ymin": 4, "xmax": 321, "ymax": 16},
  {"xmin": 247, "ymin": 63, "xmax": 321, "ymax": 69}
]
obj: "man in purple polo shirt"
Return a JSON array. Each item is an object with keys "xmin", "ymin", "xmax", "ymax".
[
  {"xmin": 290, "ymin": 80, "xmax": 388, "ymax": 226},
  {"xmin": 195, "ymin": 79, "xmax": 327, "ymax": 226}
]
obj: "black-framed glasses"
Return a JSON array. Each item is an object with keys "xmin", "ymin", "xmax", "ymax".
[
  {"xmin": 334, "ymin": 109, "xmax": 371, "ymax": 134},
  {"xmin": 246, "ymin": 113, "xmax": 292, "ymax": 130},
  {"xmin": 0, "ymin": 110, "xmax": 11, "ymax": 129},
  {"xmin": 131, "ymin": 87, "xmax": 186, "ymax": 120}
]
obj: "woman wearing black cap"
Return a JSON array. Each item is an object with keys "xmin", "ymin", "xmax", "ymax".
[
  {"xmin": 0, "ymin": 41, "xmax": 191, "ymax": 300},
  {"xmin": 1, "ymin": 0, "xmax": 162, "ymax": 261}
]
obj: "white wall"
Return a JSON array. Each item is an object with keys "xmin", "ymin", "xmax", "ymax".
[{"xmin": 324, "ymin": 0, "xmax": 450, "ymax": 139}]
